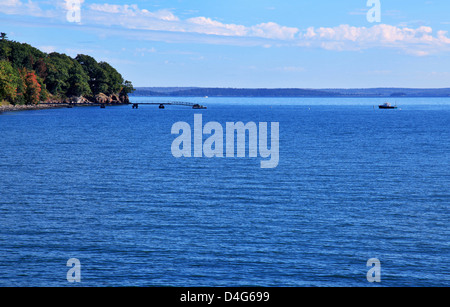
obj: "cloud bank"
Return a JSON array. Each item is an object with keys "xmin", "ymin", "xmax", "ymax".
[{"xmin": 2, "ymin": 1, "xmax": 450, "ymax": 56}]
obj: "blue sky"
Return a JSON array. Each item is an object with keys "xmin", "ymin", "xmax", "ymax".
[{"xmin": 1, "ymin": 0, "xmax": 450, "ymax": 88}]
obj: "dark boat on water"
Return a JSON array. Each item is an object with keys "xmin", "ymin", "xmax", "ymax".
[
  {"xmin": 379, "ymin": 102, "xmax": 397, "ymax": 109},
  {"xmin": 192, "ymin": 104, "xmax": 207, "ymax": 109}
]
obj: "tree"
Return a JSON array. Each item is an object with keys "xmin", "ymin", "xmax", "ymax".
[
  {"xmin": 76, "ymin": 54, "xmax": 130, "ymax": 96},
  {"xmin": 75, "ymin": 54, "xmax": 101, "ymax": 95},
  {"xmin": 37, "ymin": 76, "xmax": 48, "ymax": 102},
  {"xmin": 34, "ymin": 58, "xmax": 48, "ymax": 80},
  {"xmin": 99, "ymin": 61, "xmax": 124, "ymax": 95},
  {"xmin": 0, "ymin": 36, "xmax": 134, "ymax": 103},
  {"xmin": 20, "ymin": 69, "xmax": 41, "ymax": 105},
  {"xmin": 5, "ymin": 41, "xmax": 45, "ymax": 70},
  {"xmin": 67, "ymin": 63, "xmax": 92, "ymax": 97},
  {"xmin": 120, "ymin": 80, "xmax": 135, "ymax": 96},
  {"xmin": 44, "ymin": 52, "xmax": 73, "ymax": 95},
  {"xmin": 0, "ymin": 40, "xmax": 11, "ymax": 61},
  {"xmin": 0, "ymin": 60, "xmax": 20, "ymax": 103}
]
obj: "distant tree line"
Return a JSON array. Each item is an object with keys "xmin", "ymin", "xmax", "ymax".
[
  {"xmin": 0, "ymin": 34, "xmax": 134, "ymax": 105},
  {"xmin": 131, "ymin": 87, "xmax": 450, "ymax": 98},
  {"xmin": 131, "ymin": 87, "xmax": 340, "ymax": 97}
]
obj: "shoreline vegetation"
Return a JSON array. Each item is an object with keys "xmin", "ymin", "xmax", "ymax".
[{"xmin": 0, "ymin": 33, "xmax": 134, "ymax": 114}]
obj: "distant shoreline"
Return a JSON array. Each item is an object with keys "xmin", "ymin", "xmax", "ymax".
[{"xmin": 130, "ymin": 87, "xmax": 450, "ymax": 98}]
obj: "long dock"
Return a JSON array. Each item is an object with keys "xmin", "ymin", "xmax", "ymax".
[
  {"xmin": 130, "ymin": 101, "xmax": 207, "ymax": 109},
  {"xmin": 39, "ymin": 101, "xmax": 207, "ymax": 109}
]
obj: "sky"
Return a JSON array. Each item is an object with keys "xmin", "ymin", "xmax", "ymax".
[{"xmin": 1, "ymin": 0, "xmax": 450, "ymax": 88}]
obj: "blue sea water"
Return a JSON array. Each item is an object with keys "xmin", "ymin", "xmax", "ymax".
[{"xmin": 0, "ymin": 97, "xmax": 449, "ymax": 287}]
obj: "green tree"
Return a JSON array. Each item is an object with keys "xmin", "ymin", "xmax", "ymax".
[
  {"xmin": 76, "ymin": 54, "xmax": 130, "ymax": 96},
  {"xmin": 5, "ymin": 41, "xmax": 45, "ymax": 70},
  {"xmin": 44, "ymin": 52, "xmax": 74, "ymax": 95},
  {"xmin": 37, "ymin": 76, "xmax": 48, "ymax": 102},
  {"xmin": 0, "ymin": 60, "xmax": 20, "ymax": 103},
  {"xmin": 99, "ymin": 61, "xmax": 124, "ymax": 95},
  {"xmin": 75, "ymin": 54, "xmax": 102, "ymax": 95},
  {"xmin": 67, "ymin": 63, "xmax": 92, "ymax": 97},
  {"xmin": 120, "ymin": 80, "xmax": 135, "ymax": 96},
  {"xmin": 0, "ymin": 40, "xmax": 11, "ymax": 61}
]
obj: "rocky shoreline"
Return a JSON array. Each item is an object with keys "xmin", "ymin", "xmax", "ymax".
[
  {"xmin": 0, "ymin": 93, "xmax": 130, "ymax": 114},
  {"xmin": 0, "ymin": 103, "xmax": 66, "ymax": 113}
]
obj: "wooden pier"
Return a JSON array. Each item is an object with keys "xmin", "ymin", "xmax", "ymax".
[
  {"xmin": 39, "ymin": 101, "xmax": 207, "ymax": 109},
  {"xmin": 130, "ymin": 101, "xmax": 207, "ymax": 109}
]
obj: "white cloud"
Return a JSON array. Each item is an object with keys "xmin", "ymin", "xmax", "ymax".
[
  {"xmin": 2, "ymin": 1, "xmax": 450, "ymax": 56},
  {"xmin": 86, "ymin": 3, "xmax": 298, "ymax": 42},
  {"xmin": 89, "ymin": 3, "xmax": 125, "ymax": 14},
  {"xmin": 89, "ymin": 3, "xmax": 178, "ymax": 21},
  {"xmin": 0, "ymin": 0, "xmax": 57, "ymax": 17},
  {"xmin": 83, "ymin": 3, "xmax": 450, "ymax": 55},
  {"xmin": 299, "ymin": 24, "xmax": 450, "ymax": 55},
  {"xmin": 250, "ymin": 22, "xmax": 299, "ymax": 40},
  {"xmin": 186, "ymin": 17, "xmax": 248, "ymax": 36}
]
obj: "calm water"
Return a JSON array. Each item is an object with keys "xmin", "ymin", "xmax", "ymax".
[{"xmin": 0, "ymin": 97, "xmax": 449, "ymax": 287}]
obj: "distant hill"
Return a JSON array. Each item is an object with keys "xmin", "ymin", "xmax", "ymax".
[{"xmin": 131, "ymin": 87, "xmax": 450, "ymax": 97}]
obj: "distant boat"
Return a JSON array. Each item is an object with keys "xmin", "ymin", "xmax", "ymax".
[
  {"xmin": 192, "ymin": 104, "xmax": 207, "ymax": 109},
  {"xmin": 159, "ymin": 104, "xmax": 165, "ymax": 109},
  {"xmin": 379, "ymin": 102, "xmax": 397, "ymax": 109}
]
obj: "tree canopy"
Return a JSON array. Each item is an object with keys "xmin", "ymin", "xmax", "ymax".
[{"xmin": 0, "ymin": 35, "xmax": 134, "ymax": 105}]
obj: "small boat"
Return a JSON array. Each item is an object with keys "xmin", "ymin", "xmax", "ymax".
[
  {"xmin": 379, "ymin": 102, "xmax": 397, "ymax": 109},
  {"xmin": 159, "ymin": 104, "xmax": 165, "ymax": 109},
  {"xmin": 192, "ymin": 104, "xmax": 207, "ymax": 109}
]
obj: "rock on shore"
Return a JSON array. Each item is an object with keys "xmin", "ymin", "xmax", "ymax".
[
  {"xmin": 0, "ymin": 93, "xmax": 130, "ymax": 114},
  {"xmin": 0, "ymin": 103, "xmax": 65, "ymax": 113}
]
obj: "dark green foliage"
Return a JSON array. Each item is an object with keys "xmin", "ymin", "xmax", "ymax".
[
  {"xmin": 0, "ymin": 34, "xmax": 133, "ymax": 104},
  {"xmin": 75, "ymin": 54, "xmax": 131, "ymax": 96},
  {"xmin": 121, "ymin": 80, "xmax": 135, "ymax": 96},
  {"xmin": 98, "ymin": 62, "xmax": 123, "ymax": 95},
  {"xmin": 67, "ymin": 63, "xmax": 92, "ymax": 97},
  {"xmin": 0, "ymin": 60, "xmax": 21, "ymax": 102}
]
